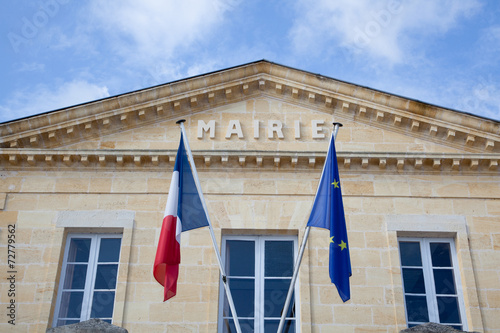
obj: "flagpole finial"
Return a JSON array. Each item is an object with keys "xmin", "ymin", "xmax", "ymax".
[
  {"xmin": 332, "ymin": 122, "xmax": 343, "ymax": 127},
  {"xmin": 176, "ymin": 119, "xmax": 186, "ymax": 124}
]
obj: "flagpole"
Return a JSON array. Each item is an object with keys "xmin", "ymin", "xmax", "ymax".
[
  {"xmin": 176, "ymin": 120, "xmax": 242, "ymax": 333},
  {"xmin": 277, "ymin": 122, "xmax": 342, "ymax": 333}
]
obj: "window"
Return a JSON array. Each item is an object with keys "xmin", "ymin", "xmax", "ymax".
[
  {"xmin": 218, "ymin": 235, "xmax": 298, "ymax": 333},
  {"xmin": 399, "ymin": 238, "xmax": 466, "ymax": 330},
  {"xmin": 53, "ymin": 234, "xmax": 122, "ymax": 327}
]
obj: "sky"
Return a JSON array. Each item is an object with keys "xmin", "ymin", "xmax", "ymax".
[{"xmin": 1, "ymin": 0, "xmax": 499, "ymax": 123}]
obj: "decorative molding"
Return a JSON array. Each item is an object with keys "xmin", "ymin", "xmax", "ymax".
[{"xmin": 1, "ymin": 148, "xmax": 498, "ymax": 174}]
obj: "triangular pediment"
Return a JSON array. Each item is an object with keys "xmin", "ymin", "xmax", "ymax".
[
  {"xmin": 60, "ymin": 98, "xmax": 465, "ymax": 155},
  {"xmin": 1, "ymin": 60, "xmax": 499, "ymax": 173}
]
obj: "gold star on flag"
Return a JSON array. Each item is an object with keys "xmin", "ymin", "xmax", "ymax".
[
  {"xmin": 338, "ymin": 240, "xmax": 347, "ymax": 251},
  {"xmin": 331, "ymin": 179, "xmax": 340, "ymax": 188},
  {"xmin": 330, "ymin": 236, "xmax": 334, "ymax": 244}
]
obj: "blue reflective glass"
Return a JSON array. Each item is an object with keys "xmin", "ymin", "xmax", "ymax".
[
  {"xmin": 94, "ymin": 264, "xmax": 119, "ymax": 289},
  {"xmin": 226, "ymin": 240, "xmax": 255, "ymax": 277},
  {"xmin": 405, "ymin": 295, "xmax": 429, "ymax": 322},
  {"xmin": 222, "ymin": 319, "xmax": 254, "ymax": 333},
  {"xmin": 402, "ymin": 268, "xmax": 426, "ymax": 294},
  {"xmin": 98, "ymin": 238, "xmax": 121, "ymax": 262},
  {"xmin": 225, "ymin": 278, "xmax": 255, "ymax": 317},
  {"xmin": 399, "ymin": 242, "xmax": 422, "ymax": 266},
  {"xmin": 63, "ymin": 264, "xmax": 87, "ymax": 289},
  {"xmin": 90, "ymin": 291, "xmax": 115, "ymax": 318},
  {"xmin": 57, "ymin": 319, "xmax": 79, "ymax": 326},
  {"xmin": 68, "ymin": 238, "xmax": 91, "ymax": 262},
  {"xmin": 434, "ymin": 269, "xmax": 456, "ymax": 294},
  {"xmin": 58, "ymin": 291, "xmax": 84, "ymax": 319},
  {"xmin": 430, "ymin": 243, "xmax": 452, "ymax": 267},
  {"xmin": 264, "ymin": 279, "xmax": 294, "ymax": 317},
  {"xmin": 437, "ymin": 296, "xmax": 461, "ymax": 324},
  {"xmin": 264, "ymin": 320, "xmax": 295, "ymax": 333},
  {"xmin": 265, "ymin": 241, "xmax": 294, "ymax": 277}
]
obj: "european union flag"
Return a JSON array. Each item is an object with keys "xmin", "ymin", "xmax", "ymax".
[{"xmin": 307, "ymin": 134, "xmax": 351, "ymax": 302}]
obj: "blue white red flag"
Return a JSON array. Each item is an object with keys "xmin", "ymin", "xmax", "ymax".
[
  {"xmin": 306, "ymin": 134, "xmax": 351, "ymax": 302},
  {"xmin": 153, "ymin": 135, "xmax": 209, "ymax": 301}
]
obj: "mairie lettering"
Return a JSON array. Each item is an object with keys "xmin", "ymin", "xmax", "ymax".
[{"xmin": 197, "ymin": 120, "xmax": 327, "ymax": 140}]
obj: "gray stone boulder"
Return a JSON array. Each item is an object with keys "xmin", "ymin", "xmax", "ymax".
[
  {"xmin": 400, "ymin": 322, "xmax": 480, "ymax": 333},
  {"xmin": 46, "ymin": 318, "xmax": 128, "ymax": 333}
]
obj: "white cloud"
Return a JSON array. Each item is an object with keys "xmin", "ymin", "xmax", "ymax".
[
  {"xmin": 455, "ymin": 79, "xmax": 500, "ymax": 120},
  {"xmin": 476, "ymin": 25, "xmax": 500, "ymax": 67},
  {"xmin": 290, "ymin": 0, "xmax": 481, "ymax": 64},
  {"xmin": 0, "ymin": 80, "xmax": 109, "ymax": 122},
  {"xmin": 86, "ymin": 0, "xmax": 239, "ymax": 65}
]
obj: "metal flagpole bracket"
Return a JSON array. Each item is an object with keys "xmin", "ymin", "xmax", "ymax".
[
  {"xmin": 332, "ymin": 122, "xmax": 343, "ymax": 127},
  {"xmin": 175, "ymin": 119, "xmax": 186, "ymax": 124}
]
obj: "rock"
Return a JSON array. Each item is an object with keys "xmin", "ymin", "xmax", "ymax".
[
  {"xmin": 400, "ymin": 322, "xmax": 479, "ymax": 333},
  {"xmin": 46, "ymin": 318, "xmax": 128, "ymax": 333}
]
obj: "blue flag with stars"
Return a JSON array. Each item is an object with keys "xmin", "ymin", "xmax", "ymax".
[{"xmin": 307, "ymin": 133, "xmax": 351, "ymax": 302}]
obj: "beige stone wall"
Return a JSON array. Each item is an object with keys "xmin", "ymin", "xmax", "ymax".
[
  {"xmin": 1, "ymin": 98, "xmax": 499, "ymax": 332},
  {"xmin": 1, "ymin": 163, "xmax": 499, "ymax": 332}
]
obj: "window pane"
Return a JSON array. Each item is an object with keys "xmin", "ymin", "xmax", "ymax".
[
  {"xmin": 222, "ymin": 319, "xmax": 254, "ymax": 333},
  {"xmin": 405, "ymin": 295, "xmax": 429, "ymax": 322},
  {"xmin": 57, "ymin": 320, "xmax": 80, "ymax": 326},
  {"xmin": 264, "ymin": 320, "xmax": 295, "ymax": 333},
  {"xmin": 265, "ymin": 241, "xmax": 294, "ymax": 277},
  {"xmin": 430, "ymin": 243, "xmax": 452, "ymax": 267},
  {"xmin": 226, "ymin": 240, "xmax": 255, "ymax": 277},
  {"xmin": 264, "ymin": 279, "xmax": 294, "ymax": 317},
  {"xmin": 58, "ymin": 291, "xmax": 84, "ymax": 319},
  {"xmin": 225, "ymin": 278, "xmax": 255, "ymax": 317},
  {"xmin": 67, "ymin": 238, "xmax": 91, "ymax": 262},
  {"xmin": 402, "ymin": 268, "xmax": 426, "ymax": 294},
  {"xmin": 94, "ymin": 264, "xmax": 119, "ymax": 289},
  {"xmin": 98, "ymin": 238, "xmax": 121, "ymax": 262},
  {"xmin": 63, "ymin": 264, "xmax": 88, "ymax": 289},
  {"xmin": 90, "ymin": 291, "xmax": 115, "ymax": 318},
  {"xmin": 437, "ymin": 296, "xmax": 461, "ymax": 324},
  {"xmin": 399, "ymin": 242, "xmax": 422, "ymax": 266},
  {"xmin": 434, "ymin": 269, "xmax": 456, "ymax": 294}
]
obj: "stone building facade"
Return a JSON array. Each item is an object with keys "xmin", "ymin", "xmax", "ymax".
[{"xmin": 0, "ymin": 60, "xmax": 499, "ymax": 332}]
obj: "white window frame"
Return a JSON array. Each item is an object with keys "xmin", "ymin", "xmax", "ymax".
[
  {"xmin": 218, "ymin": 235, "xmax": 300, "ymax": 333},
  {"xmin": 52, "ymin": 233, "xmax": 122, "ymax": 327},
  {"xmin": 398, "ymin": 237, "xmax": 467, "ymax": 330}
]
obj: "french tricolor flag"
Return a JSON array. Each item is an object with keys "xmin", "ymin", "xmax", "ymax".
[{"xmin": 153, "ymin": 135, "xmax": 209, "ymax": 301}]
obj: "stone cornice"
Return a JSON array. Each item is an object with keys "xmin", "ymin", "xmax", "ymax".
[
  {"xmin": 2, "ymin": 148, "xmax": 498, "ymax": 174},
  {"xmin": 0, "ymin": 61, "xmax": 499, "ymax": 154}
]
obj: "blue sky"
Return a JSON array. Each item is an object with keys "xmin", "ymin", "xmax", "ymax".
[{"xmin": 1, "ymin": 0, "xmax": 499, "ymax": 123}]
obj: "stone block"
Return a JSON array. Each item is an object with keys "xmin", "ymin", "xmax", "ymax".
[
  {"xmin": 111, "ymin": 178, "xmax": 148, "ymax": 193},
  {"xmin": 351, "ymin": 249, "xmax": 382, "ymax": 268},
  {"xmin": 68, "ymin": 194, "xmax": 100, "ymax": 210},
  {"xmin": 55, "ymin": 178, "xmax": 90, "ymax": 193},
  {"xmin": 310, "ymin": 304, "xmax": 334, "ymax": 324},
  {"xmin": 21, "ymin": 177, "xmax": 55, "ymax": 192},
  {"xmin": 333, "ymin": 305, "xmax": 373, "ymax": 325}
]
